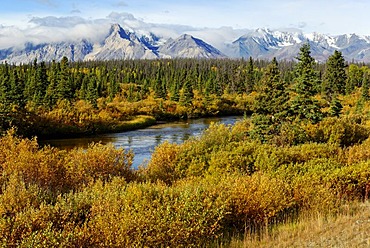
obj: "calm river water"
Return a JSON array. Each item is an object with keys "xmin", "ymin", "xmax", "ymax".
[{"xmin": 40, "ymin": 116, "xmax": 243, "ymax": 168}]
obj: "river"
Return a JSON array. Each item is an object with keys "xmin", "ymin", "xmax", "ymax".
[{"xmin": 40, "ymin": 116, "xmax": 243, "ymax": 168}]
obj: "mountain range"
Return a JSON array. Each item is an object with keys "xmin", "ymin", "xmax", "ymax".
[{"xmin": 2, "ymin": 23, "xmax": 370, "ymax": 64}]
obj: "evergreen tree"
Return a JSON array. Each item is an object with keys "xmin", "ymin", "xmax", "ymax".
[
  {"xmin": 33, "ymin": 61, "xmax": 48, "ymax": 105},
  {"xmin": 85, "ymin": 74, "xmax": 98, "ymax": 108},
  {"xmin": 323, "ymin": 50, "xmax": 347, "ymax": 101},
  {"xmin": 290, "ymin": 43, "xmax": 322, "ymax": 123},
  {"xmin": 57, "ymin": 56, "xmax": 73, "ymax": 100},
  {"xmin": 79, "ymin": 74, "xmax": 88, "ymax": 100},
  {"xmin": 361, "ymin": 73, "xmax": 369, "ymax": 101},
  {"xmin": 169, "ymin": 81, "xmax": 180, "ymax": 102},
  {"xmin": 245, "ymin": 57, "xmax": 255, "ymax": 94},
  {"xmin": 153, "ymin": 77, "xmax": 166, "ymax": 99},
  {"xmin": 0, "ymin": 62, "xmax": 11, "ymax": 109},
  {"xmin": 150, "ymin": 66, "xmax": 165, "ymax": 99},
  {"xmin": 179, "ymin": 80, "xmax": 193, "ymax": 106},
  {"xmin": 234, "ymin": 64, "xmax": 246, "ymax": 94},
  {"xmin": 107, "ymin": 71, "xmax": 119, "ymax": 101},
  {"xmin": 329, "ymin": 94, "xmax": 343, "ymax": 117},
  {"xmin": 255, "ymin": 58, "xmax": 288, "ymax": 116},
  {"xmin": 346, "ymin": 64, "xmax": 363, "ymax": 95},
  {"xmin": 24, "ymin": 59, "xmax": 37, "ymax": 102},
  {"xmin": 252, "ymin": 58, "xmax": 289, "ymax": 142},
  {"xmin": 9, "ymin": 68, "xmax": 26, "ymax": 108}
]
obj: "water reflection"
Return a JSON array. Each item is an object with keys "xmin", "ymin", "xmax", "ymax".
[
  {"xmin": 155, "ymin": 135, "xmax": 162, "ymax": 146},
  {"xmin": 182, "ymin": 133, "xmax": 191, "ymax": 142},
  {"xmin": 40, "ymin": 116, "xmax": 243, "ymax": 168}
]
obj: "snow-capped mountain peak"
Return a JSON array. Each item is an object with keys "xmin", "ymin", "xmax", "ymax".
[
  {"xmin": 0, "ymin": 24, "xmax": 224, "ymax": 63},
  {"xmin": 3, "ymin": 23, "xmax": 370, "ymax": 63},
  {"xmin": 158, "ymin": 33, "xmax": 225, "ymax": 59}
]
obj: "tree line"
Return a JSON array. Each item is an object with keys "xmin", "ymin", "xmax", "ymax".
[{"xmin": 0, "ymin": 44, "xmax": 370, "ymax": 138}]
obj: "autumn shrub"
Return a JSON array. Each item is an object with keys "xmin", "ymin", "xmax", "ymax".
[
  {"xmin": 305, "ymin": 117, "xmax": 370, "ymax": 146},
  {"xmin": 207, "ymin": 141, "xmax": 257, "ymax": 175},
  {"xmin": 65, "ymin": 143, "xmax": 135, "ymax": 188},
  {"xmin": 270, "ymin": 121, "xmax": 309, "ymax": 146},
  {"xmin": 275, "ymin": 168, "xmax": 336, "ymax": 213},
  {"xmin": 0, "ymin": 182, "xmax": 97, "ymax": 247},
  {"xmin": 286, "ymin": 142, "xmax": 344, "ymax": 164},
  {"xmin": 346, "ymin": 137, "xmax": 370, "ymax": 164},
  {"xmin": 273, "ymin": 157, "xmax": 369, "ymax": 213},
  {"xmin": 174, "ymin": 122, "xmax": 243, "ymax": 177},
  {"xmin": 0, "ymin": 175, "xmax": 44, "ymax": 221},
  {"xmin": 145, "ymin": 122, "xmax": 235, "ymax": 180},
  {"xmin": 0, "ymin": 131, "xmax": 136, "ymax": 193},
  {"xmin": 221, "ymin": 173, "xmax": 295, "ymax": 232},
  {"xmin": 0, "ymin": 130, "xmax": 68, "ymax": 193},
  {"xmin": 326, "ymin": 161, "xmax": 370, "ymax": 201},
  {"xmin": 84, "ymin": 178, "xmax": 229, "ymax": 247},
  {"xmin": 144, "ymin": 141, "xmax": 181, "ymax": 184},
  {"xmin": 0, "ymin": 176, "xmax": 226, "ymax": 247}
]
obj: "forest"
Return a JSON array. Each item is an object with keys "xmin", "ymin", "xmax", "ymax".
[{"xmin": 0, "ymin": 44, "xmax": 370, "ymax": 246}]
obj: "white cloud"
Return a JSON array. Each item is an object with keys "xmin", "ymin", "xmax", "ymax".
[
  {"xmin": 0, "ymin": 16, "xmax": 111, "ymax": 49},
  {"xmin": 113, "ymin": 1, "xmax": 128, "ymax": 7},
  {"xmin": 186, "ymin": 27, "xmax": 249, "ymax": 49},
  {"xmin": 106, "ymin": 12, "xmax": 193, "ymax": 39},
  {"xmin": 0, "ymin": 11, "xmax": 254, "ymax": 51},
  {"xmin": 29, "ymin": 16, "xmax": 87, "ymax": 27}
]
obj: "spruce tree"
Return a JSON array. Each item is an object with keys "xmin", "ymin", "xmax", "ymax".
[
  {"xmin": 179, "ymin": 80, "xmax": 193, "ymax": 106},
  {"xmin": 9, "ymin": 69, "xmax": 25, "ymax": 108},
  {"xmin": 169, "ymin": 81, "xmax": 180, "ymax": 102},
  {"xmin": 107, "ymin": 71, "xmax": 119, "ymax": 101},
  {"xmin": 346, "ymin": 64, "xmax": 363, "ymax": 95},
  {"xmin": 323, "ymin": 50, "xmax": 347, "ymax": 101},
  {"xmin": 85, "ymin": 74, "xmax": 98, "ymax": 108},
  {"xmin": 290, "ymin": 43, "xmax": 323, "ymax": 123},
  {"xmin": 329, "ymin": 94, "xmax": 343, "ymax": 117},
  {"xmin": 44, "ymin": 60, "xmax": 60, "ymax": 107},
  {"xmin": 0, "ymin": 62, "xmax": 11, "ymax": 109},
  {"xmin": 33, "ymin": 61, "xmax": 48, "ymax": 105},
  {"xmin": 245, "ymin": 57, "xmax": 255, "ymax": 94},
  {"xmin": 57, "ymin": 56, "xmax": 73, "ymax": 100},
  {"xmin": 361, "ymin": 73, "xmax": 369, "ymax": 101},
  {"xmin": 255, "ymin": 58, "xmax": 288, "ymax": 116},
  {"xmin": 252, "ymin": 58, "xmax": 289, "ymax": 142}
]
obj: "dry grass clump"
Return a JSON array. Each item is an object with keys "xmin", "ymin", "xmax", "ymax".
[{"xmin": 230, "ymin": 201, "xmax": 370, "ymax": 248}]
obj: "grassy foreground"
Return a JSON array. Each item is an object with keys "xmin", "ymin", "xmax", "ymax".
[{"xmin": 226, "ymin": 201, "xmax": 370, "ymax": 247}]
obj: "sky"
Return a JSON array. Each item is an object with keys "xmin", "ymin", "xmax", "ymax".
[{"xmin": 0, "ymin": 0, "xmax": 370, "ymax": 49}]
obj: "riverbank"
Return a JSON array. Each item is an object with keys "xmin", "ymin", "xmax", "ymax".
[
  {"xmin": 39, "ymin": 115, "xmax": 244, "ymax": 168},
  {"xmin": 35, "ymin": 115, "xmax": 157, "ymax": 140},
  {"xmin": 33, "ymin": 110, "xmax": 246, "ymax": 140}
]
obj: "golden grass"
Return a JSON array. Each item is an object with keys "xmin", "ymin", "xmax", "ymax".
[
  {"xmin": 109, "ymin": 115, "xmax": 157, "ymax": 132},
  {"xmin": 227, "ymin": 201, "xmax": 370, "ymax": 248}
]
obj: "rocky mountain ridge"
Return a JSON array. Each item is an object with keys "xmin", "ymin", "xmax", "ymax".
[
  {"xmin": 224, "ymin": 28, "xmax": 370, "ymax": 62},
  {"xmin": 2, "ymin": 24, "xmax": 370, "ymax": 63}
]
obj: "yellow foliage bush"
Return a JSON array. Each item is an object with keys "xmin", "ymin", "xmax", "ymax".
[
  {"xmin": 226, "ymin": 173, "xmax": 294, "ymax": 227},
  {"xmin": 346, "ymin": 137, "xmax": 370, "ymax": 164},
  {"xmin": 144, "ymin": 141, "xmax": 181, "ymax": 184},
  {"xmin": 66, "ymin": 143, "xmax": 134, "ymax": 188},
  {"xmin": 0, "ymin": 130, "xmax": 67, "ymax": 192},
  {"xmin": 304, "ymin": 117, "xmax": 370, "ymax": 146}
]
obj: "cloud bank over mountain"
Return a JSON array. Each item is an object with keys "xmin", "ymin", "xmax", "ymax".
[
  {"xmin": 2, "ymin": 12, "xmax": 370, "ymax": 63},
  {"xmin": 0, "ymin": 12, "xmax": 247, "ymax": 50}
]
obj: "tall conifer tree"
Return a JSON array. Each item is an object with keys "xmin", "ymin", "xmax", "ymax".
[
  {"xmin": 323, "ymin": 50, "xmax": 347, "ymax": 101},
  {"xmin": 290, "ymin": 43, "xmax": 322, "ymax": 123}
]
